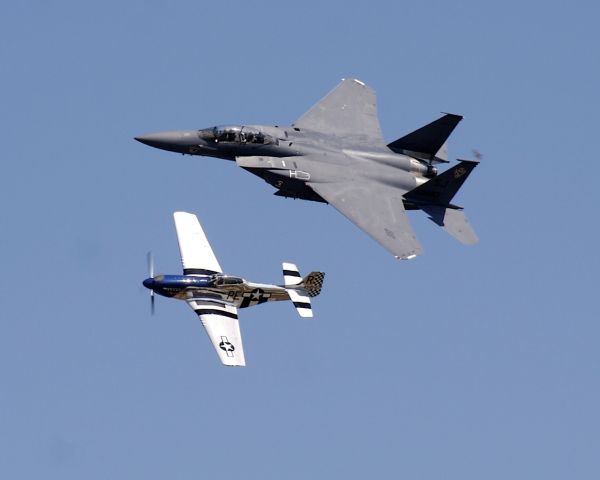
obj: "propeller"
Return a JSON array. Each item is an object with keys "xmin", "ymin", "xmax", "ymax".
[{"xmin": 147, "ymin": 251, "xmax": 155, "ymax": 315}]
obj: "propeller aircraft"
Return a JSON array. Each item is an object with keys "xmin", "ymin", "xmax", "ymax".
[{"xmin": 142, "ymin": 211, "xmax": 325, "ymax": 367}]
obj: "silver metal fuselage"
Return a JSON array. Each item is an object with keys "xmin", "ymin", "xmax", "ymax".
[{"xmin": 142, "ymin": 273, "xmax": 289, "ymax": 309}]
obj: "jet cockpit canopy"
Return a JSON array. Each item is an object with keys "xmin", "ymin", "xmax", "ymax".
[{"xmin": 198, "ymin": 125, "xmax": 277, "ymax": 145}]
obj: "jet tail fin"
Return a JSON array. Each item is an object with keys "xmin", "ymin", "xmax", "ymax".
[
  {"xmin": 387, "ymin": 113, "xmax": 462, "ymax": 164},
  {"xmin": 421, "ymin": 206, "xmax": 479, "ymax": 245},
  {"xmin": 405, "ymin": 160, "xmax": 479, "ymax": 206}
]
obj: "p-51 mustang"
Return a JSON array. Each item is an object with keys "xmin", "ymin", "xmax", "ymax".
[
  {"xmin": 142, "ymin": 211, "xmax": 325, "ymax": 366},
  {"xmin": 136, "ymin": 78, "xmax": 479, "ymax": 260}
]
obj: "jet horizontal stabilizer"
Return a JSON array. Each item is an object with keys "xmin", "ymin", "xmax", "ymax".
[{"xmin": 421, "ymin": 206, "xmax": 479, "ymax": 245}]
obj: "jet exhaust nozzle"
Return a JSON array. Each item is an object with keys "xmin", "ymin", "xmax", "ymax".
[{"xmin": 425, "ymin": 165, "xmax": 438, "ymax": 178}]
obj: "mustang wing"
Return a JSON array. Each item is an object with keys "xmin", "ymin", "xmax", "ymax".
[
  {"xmin": 173, "ymin": 211, "xmax": 222, "ymax": 275},
  {"xmin": 293, "ymin": 78, "xmax": 384, "ymax": 143},
  {"xmin": 308, "ymin": 180, "xmax": 423, "ymax": 260},
  {"xmin": 187, "ymin": 300, "xmax": 245, "ymax": 367}
]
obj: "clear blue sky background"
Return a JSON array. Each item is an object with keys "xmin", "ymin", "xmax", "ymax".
[{"xmin": 2, "ymin": 1, "xmax": 599, "ymax": 478}]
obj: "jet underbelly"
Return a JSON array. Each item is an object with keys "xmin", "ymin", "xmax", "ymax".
[
  {"xmin": 368, "ymin": 170, "xmax": 419, "ymax": 192},
  {"xmin": 259, "ymin": 169, "xmax": 324, "ymax": 202}
]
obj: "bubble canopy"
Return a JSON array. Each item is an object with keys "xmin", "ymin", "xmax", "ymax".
[{"xmin": 198, "ymin": 125, "xmax": 277, "ymax": 145}]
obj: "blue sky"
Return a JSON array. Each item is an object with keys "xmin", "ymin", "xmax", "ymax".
[{"xmin": 2, "ymin": 0, "xmax": 599, "ymax": 478}]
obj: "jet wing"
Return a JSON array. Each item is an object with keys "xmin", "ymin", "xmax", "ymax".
[
  {"xmin": 187, "ymin": 300, "xmax": 245, "ymax": 367},
  {"xmin": 308, "ymin": 180, "xmax": 423, "ymax": 260},
  {"xmin": 293, "ymin": 78, "xmax": 384, "ymax": 143},
  {"xmin": 173, "ymin": 211, "xmax": 222, "ymax": 275}
]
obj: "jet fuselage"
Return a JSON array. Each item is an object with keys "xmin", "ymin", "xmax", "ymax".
[{"xmin": 135, "ymin": 124, "xmax": 430, "ymax": 202}]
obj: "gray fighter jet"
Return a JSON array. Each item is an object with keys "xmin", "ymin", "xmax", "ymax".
[{"xmin": 136, "ymin": 79, "xmax": 479, "ymax": 259}]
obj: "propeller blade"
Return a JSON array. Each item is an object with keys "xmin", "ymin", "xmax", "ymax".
[
  {"xmin": 147, "ymin": 251, "xmax": 156, "ymax": 315},
  {"xmin": 147, "ymin": 251, "xmax": 154, "ymax": 278}
]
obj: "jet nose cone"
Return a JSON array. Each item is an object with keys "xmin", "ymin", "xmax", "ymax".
[
  {"xmin": 135, "ymin": 130, "xmax": 203, "ymax": 154},
  {"xmin": 143, "ymin": 277, "xmax": 154, "ymax": 289},
  {"xmin": 135, "ymin": 131, "xmax": 180, "ymax": 147}
]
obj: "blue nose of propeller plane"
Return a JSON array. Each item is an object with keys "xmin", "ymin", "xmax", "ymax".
[{"xmin": 142, "ymin": 277, "xmax": 154, "ymax": 289}]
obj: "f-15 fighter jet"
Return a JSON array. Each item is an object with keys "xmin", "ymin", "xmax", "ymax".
[
  {"xmin": 136, "ymin": 79, "xmax": 479, "ymax": 260},
  {"xmin": 143, "ymin": 212, "xmax": 324, "ymax": 367}
]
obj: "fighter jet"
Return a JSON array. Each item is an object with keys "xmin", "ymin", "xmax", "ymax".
[
  {"xmin": 143, "ymin": 211, "xmax": 324, "ymax": 367},
  {"xmin": 136, "ymin": 79, "xmax": 479, "ymax": 260}
]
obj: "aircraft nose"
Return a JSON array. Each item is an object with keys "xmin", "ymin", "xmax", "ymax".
[
  {"xmin": 135, "ymin": 131, "xmax": 185, "ymax": 149},
  {"xmin": 143, "ymin": 277, "xmax": 154, "ymax": 289}
]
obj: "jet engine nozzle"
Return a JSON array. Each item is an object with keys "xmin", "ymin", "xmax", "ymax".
[{"xmin": 424, "ymin": 165, "xmax": 438, "ymax": 178}]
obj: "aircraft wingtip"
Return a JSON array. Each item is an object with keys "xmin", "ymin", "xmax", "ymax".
[{"xmin": 395, "ymin": 253, "xmax": 418, "ymax": 260}]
